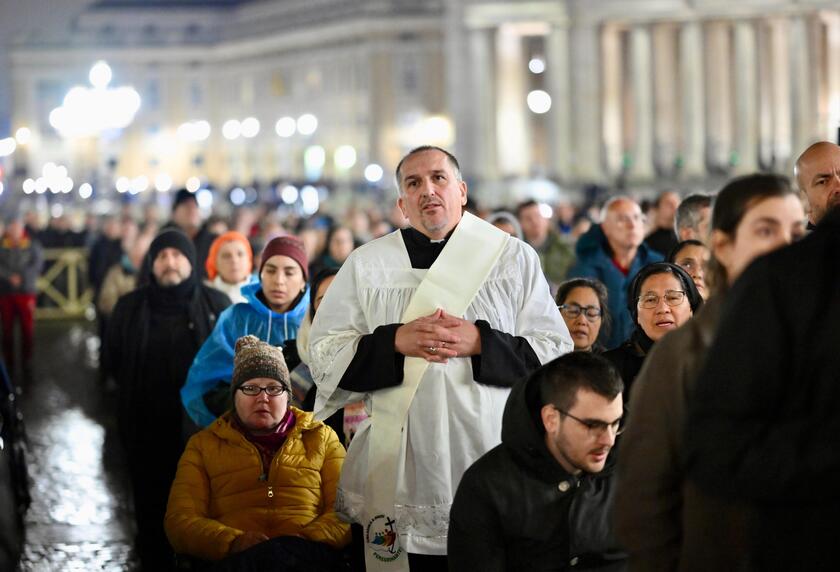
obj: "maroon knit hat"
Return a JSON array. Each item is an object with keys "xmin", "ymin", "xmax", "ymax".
[{"xmin": 259, "ymin": 235, "xmax": 309, "ymax": 280}]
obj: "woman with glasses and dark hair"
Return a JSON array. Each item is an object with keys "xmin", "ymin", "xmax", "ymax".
[
  {"xmin": 603, "ymin": 262, "xmax": 702, "ymax": 397},
  {"xmin": 166, "ymin": 335, "xmax": 350, "ymax": 571},
  {"xmin": 614, "ymin": 173, "xmax": 806, "ymax": 571},
  {"xmin": 555, "ymin": 278, "xmax": 610, "ymax": 352}
]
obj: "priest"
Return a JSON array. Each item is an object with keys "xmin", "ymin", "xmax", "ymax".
[{"xmin": 310, "ymin": 146, "xmax": 572, "ymax": 571}]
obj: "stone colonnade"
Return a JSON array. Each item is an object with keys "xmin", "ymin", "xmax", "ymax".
[{"xmin": 460, "ymin": 8, "xmax": 840, "ymax": 185}]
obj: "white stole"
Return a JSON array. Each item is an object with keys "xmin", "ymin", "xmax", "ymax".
[{"xmin": 362, "ymin": 212, "xmax": 509, "ymax": 570}]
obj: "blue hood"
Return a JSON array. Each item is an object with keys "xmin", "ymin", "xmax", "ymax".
[{"xmin": 181, "ymin": 281, "xmax": 310, "ymax": 427}]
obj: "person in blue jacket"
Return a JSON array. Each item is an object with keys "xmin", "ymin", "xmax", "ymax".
[
  {"xmin": 567, "ymin": 197, "xmax": 663, "ymax": 350},
  {"xmin": 182, "ymin": 236, "xmax": 310, "ymax": 427}
]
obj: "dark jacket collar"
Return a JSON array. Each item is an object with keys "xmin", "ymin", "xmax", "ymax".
[{"xmin": 399, "ymin": 226, "xmax": 456, "ymax": 269}]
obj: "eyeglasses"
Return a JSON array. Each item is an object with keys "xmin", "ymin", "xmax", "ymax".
[
  {"xmin": 637, "ymin": 290, "xmax": 686, "ymax": 310},
  {"xmin": 237, "ymin": 384, "xmax": 287, "ymax": 397},
  {"xmin": 553, "ymin": 406, "xmax": 624, "ymax": 438},
  {"xmin": 558, "ymin": 303, "xmax": 602, "ymax": 322}
]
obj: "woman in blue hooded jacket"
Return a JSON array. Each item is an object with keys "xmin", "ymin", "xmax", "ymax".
[{"xmin": 182, "ymin": 236, "xmax": 311, "ymax": 427}]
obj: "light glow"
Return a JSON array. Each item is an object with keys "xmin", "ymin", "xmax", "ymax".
[
  {"xmin": 275, "ymin": 116, "xmax": 296, "ymax": 138},
  {"xmin": 527, "ymin": 90, "xmax": 552, "ymax": 114},
  {"xmin": 15, "ymin": 127, "xmax": 32, "ymax": 145},
  {"xmin": 280, "ymin": 185, "xmax": 298, "ymax": 204},
  {"xmin": 177, "ymin": 120, "xmax": 211, "ymax": 142},
  {"xmin": 222, "ymin": 119, "xmax": 242, "ymax": 140},
  {"xmin": 155, "ymin": 173, "xmax": 173, "ymax": 192},
  {"xmin": 364, "ymin": 164, "xmax": 384, "ymax": 183},
  {"xmin": 334, "ymin": 145, "xmax": 357, "ymax": 170},
  {"xmin": 241, "ymin": 117, "xmax": 260, "ymax": 138},
  {"xmin": 297, "ymin": 114, "xmax": 318, "ymax": 136},
  {"xmin": 116, "ymin": 177, "xmax": 130, "ymax": 193},
  {"xmin": 89, "ymin": 61, "xmax": 113, "ymax": 89},
  {"xmin": 49, "ymin": 66, "xmax": 141, "ymax": 138},
  {"xmin": 0, "ymin": 137, "xmax": 16, "ymax": 157},
  {"xmin": 528, "ymin": 57, "xmax": 546, "ymax": 74}
]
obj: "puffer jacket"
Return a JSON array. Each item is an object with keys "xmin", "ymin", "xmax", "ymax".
[
  {"xmin": 164, "ymin": 407, "xmax": 351, "ymax": 561},
  {"xmin": 181, "ymin": 281, "xmax": 309, "ymax": 427},
  {"xmin": 448, "ymin": 363, "xmax": 626, "ymax": 571}
]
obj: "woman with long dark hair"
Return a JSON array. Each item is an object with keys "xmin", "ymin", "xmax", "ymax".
[{"xmin": 615, "ymin": 173, "xmax": 806, "ymax": 570}]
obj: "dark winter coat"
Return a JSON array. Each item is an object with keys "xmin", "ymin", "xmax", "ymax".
[
  {"xmin": 685, "ymin": 207, "xmax": 840, "ymax": 571},
  {"xmin": 614, "ymin": 297, "xmax": 727, "ymax": 571},
  {"xmin": 567, "ymin": 225, "xmax": 662, "ymax": 350},
  {"xmin": 105, "ymin": 278, "xmax": 230, "ymax": 451},
  {"xmin": 448, "ymin": 363, "xmax": 626, "ymax": 572},
  {"xmin": 602, "ymin": 328, "xmax": 654, "ymax": 402}
]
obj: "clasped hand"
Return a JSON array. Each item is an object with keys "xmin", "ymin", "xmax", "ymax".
[{"xmin": 394, "ymin": 309, "xmax": 481, "ymax": 363}]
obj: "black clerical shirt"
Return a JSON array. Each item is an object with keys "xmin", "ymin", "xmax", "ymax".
[{"xmin": 337, "ymin": 227, "xmax": 541, "ymax": 393}]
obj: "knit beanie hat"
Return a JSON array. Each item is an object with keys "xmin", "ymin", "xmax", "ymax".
[
  {"xmin": 149, "ymin": 229, "xmax": 197, "ymax": 270},
  {"xmin": 172, "ymin": 188, "xmax": 198, "ymax": 211},
  {"xmin": 259, "ymin": 235, "xmax": 309, "ymax": 281},
  {"xmin": 231, "ymin": 335, "xmax": 290, "ymax": 396},
  {"xmin": 205, "ymin": 231, "xmax": 253, "ymax": 280}
]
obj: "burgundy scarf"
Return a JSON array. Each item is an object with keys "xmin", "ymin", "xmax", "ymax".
[{"xmin": 234, "ymin": 409, "xmax": 296, "ymax": 475}]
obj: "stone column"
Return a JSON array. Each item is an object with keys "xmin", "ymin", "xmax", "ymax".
[
  {"xmin": 733, "ymin": 19, "xmax": 759, "ymax": 174},
  {"xmin": 679, "ymin": 21, "xmax": 706, "ymax": 179},
  {"xmin": 369, "ymin": 45, "xmax": 397, "ymax": 175},
  {"xmin": 628, "ymin": 25, "xmax": 655, "ymax": 182},
  {"xmin": 757, "ymin": 20, "xmax": 774, "ymax": 168},
  {"xmin": 825, "ymin": 13, "xmax": 840, "ymax": 143},
  {"xmin": 705, "ymin": 21, "xmax": 733, "ymax": 170},
  {"xmin": 601, "ymin": 24, "xmax": 623, "ymax": 177},
  {"xmin": 496, "ymin": 24, "xmax": 530, "ymax": 177},
  {"xmin": 768, "ymin": 18, "xmax": 792, "ymax": 168},
  {"xmin": 469, "ymin": 26, "xmax": 499, "ymax": 180},
  {"xmin": 653, "ymin": 24, "xmax": 679, "ymax": 177},
  {"xmin": 790, "ymin": 15, "xmax": 815, "ymax": 160},
  {"xmin": 546, "ymin": 24, "xmax": 572, "ymax": 182},
  {"xmin": 569, "ymin": 23, "xmax": 602, "ymax": 182}
]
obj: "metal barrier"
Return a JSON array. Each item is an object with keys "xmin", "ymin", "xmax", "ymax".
[{"xmin": 35, "ymin": 248, "xmax": 93, "ymax": 319}]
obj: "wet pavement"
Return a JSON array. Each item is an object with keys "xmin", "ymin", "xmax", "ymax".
[{"xmin": 16, "ymin": 320, "xmax": 139, "ymax": 571}]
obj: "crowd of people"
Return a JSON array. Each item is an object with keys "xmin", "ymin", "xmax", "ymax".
[{"xmin": 1, "ymin": 139, "xmax": 838, "ymax": 571}]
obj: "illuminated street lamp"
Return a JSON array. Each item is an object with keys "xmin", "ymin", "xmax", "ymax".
[{"xmin": 49, "ymin": 61, "xmax": 141, "ymax": 138}]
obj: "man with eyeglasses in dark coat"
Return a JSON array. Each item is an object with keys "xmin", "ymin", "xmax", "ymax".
[{"xmin": 448, "ymin": 352, "xmax": 627, "ymax": 572}]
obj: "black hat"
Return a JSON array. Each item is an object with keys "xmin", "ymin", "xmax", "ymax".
[
  {"xmin": 172, "ymin": 189, "xmax": 198, "ymax": 211},
  {"xmin": 149, "ymin": 229, "xmax": 197, "ymax": 270}
]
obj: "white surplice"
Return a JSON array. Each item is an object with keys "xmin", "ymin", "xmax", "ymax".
[{"xmin": 310, "ymin": 228, "xmax": 572, "ymax": 555}]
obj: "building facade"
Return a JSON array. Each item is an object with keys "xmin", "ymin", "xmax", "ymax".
[{"xmin": 4, "ymin": 0, "xmax": 840, "ymax": 205}]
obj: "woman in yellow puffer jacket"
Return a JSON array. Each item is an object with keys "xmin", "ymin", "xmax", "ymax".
[{"xmin": 165, "ymin": 335, "xmax": 350, "ymax": 571}]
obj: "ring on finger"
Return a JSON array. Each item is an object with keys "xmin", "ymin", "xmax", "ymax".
[{"xmin": 428, "ymin": 346, "xmax": 437, "ymax": 354}]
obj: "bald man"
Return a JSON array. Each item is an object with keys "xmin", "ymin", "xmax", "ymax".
[{"xmin": 794, "ymin": 141, "xmax": 840, "ymax": 228}]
